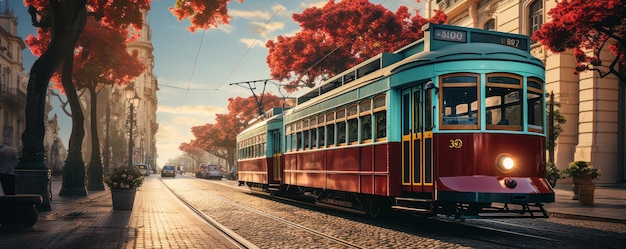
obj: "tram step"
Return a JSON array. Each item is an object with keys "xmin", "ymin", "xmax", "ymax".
[
  {"xmin": 315, "ymin": 201, "xmax": 366, "ymax": 215},
  {"xmin": 395, "ymin": 197, "xmax": 433, "ymax": 202},
  {"xmin": 391, "ymin": 205, "xmax": 433, "ymax": 213}
]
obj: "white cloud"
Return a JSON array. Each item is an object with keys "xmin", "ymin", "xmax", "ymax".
[
  {"xmin": 250, "ymin": 21, "xmax": 285, "ymax": 38},
  {"xmin": 158, "ymin": 104, "xmax": 223, "ymax": 115},
  {"xmin": 230, "ymin": 9, "xmax": 272, "ymax": 20},
  {"xmin": 239, "ymin": 38, "xmax": 266, "ymax": 48},
  {"xmin": 301, "ymin": 1, "xmax": 327, "ymax": 9}
]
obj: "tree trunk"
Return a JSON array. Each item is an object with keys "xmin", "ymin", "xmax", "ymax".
[
  {"xmin": 87, "ymin": 85, "xmax": 104, "ymax": 190},
  {"xmin": 59, "ymin": 51, "xmax": 88, "ymax": 197},
  {"xmin": 17, "ymin": 2, "xmax": 87, "ymax": 170}
]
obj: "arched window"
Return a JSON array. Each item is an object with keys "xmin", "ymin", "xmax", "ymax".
[
  {"xmin": 529, "ymin": 0, "xmax": 543, "ymax": 41},
  {"xmin": 484, "ymin": 19, "xmax": 495, "ymax": 31}
]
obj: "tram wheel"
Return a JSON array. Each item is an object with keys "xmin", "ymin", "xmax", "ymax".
[{"xmin": 368, "ymin": 197, "xmax": 390, "ymax": 218}]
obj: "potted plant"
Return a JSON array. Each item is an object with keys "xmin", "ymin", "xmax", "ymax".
[
  {"xmin": 562, "ymin": 161, "xmax": 601, "ymax": 205},
  {"xmin": 104, "ymin": 166, "xmax": 144, "ymax": 210},
  {"xmin": 545, "ymin": 162, "xmax": 561, "ymax": 188}
]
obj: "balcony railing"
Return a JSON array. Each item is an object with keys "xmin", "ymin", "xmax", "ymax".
[{"xmin": 437, "ymin": 0, "xmax": 463, "ymax": 10}]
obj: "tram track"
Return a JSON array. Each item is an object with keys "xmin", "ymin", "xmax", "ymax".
[
  {"xmin": 166, "ymin": 178, "xmax": 369, "ymax": 248},
  {"xmin": 171, "ymin": 178, "xmax": 626, "ymax": 248},
  {"xmin": 204, "ymin": 179, "xmax": 568, "ymax": 248},
  {"xmin": 158, "ymin": 178, "xmax": 258, "ymax": 249}
]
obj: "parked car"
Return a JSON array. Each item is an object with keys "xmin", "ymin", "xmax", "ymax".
[
  {"xmin": 197, "ymin": 164, "xmax": 223, "ymax": 180},
  {"xmin": 225, "ymin": 165, "xmax": 237, "ymax": 180},
  {"xmin": 161, "ymin": 165, "xmax": 176, "ymax": 178},
  {"xmin": 135, "ymin": 164, "xmax": 150, "ymax": 176}
]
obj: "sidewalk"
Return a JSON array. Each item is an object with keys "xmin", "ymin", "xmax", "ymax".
[
  {"xmin": 0, "ymin": 176, "xmax": 239, "ymax": 249},
  {"xmin": 1, "ymin": 177, "xmax": 624, "ymax": 248},
  {"xmin": 544, "ymin": 182, "xmax": 626, "ymax": 223}
]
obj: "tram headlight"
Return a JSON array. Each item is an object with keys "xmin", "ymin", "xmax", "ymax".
[{"xmin": 496, "ymin": 155, "xmax": 515, "ymax": 173}]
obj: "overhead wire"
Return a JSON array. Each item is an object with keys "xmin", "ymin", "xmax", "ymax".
[{"xmin": 205, "ymin": 0, "xmax": 292, "ymax": 106}]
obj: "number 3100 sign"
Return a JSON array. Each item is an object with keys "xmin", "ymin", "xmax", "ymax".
[{"xmin": 433, "ymin": 28, "xmax": 467, "ymax": 42}]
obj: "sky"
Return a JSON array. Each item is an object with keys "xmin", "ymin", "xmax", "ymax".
[{"xmin": 8, "ymin": 0, "xmax": 424, "ymax": 167}]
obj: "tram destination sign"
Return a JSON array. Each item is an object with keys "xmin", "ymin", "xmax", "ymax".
[
  {"xmin": 470, "ymin": 32, "xmax": 528, "ymax": 51},
  {"xmin": 433, "ymin": 27, "xmax": 528, "ymax": 51}
]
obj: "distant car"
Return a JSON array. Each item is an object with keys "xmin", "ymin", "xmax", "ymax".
[
  {"xmin": 135, "ymin": 164, "xmax": 150, "ymax": 176},
  {"xmin": 161, "ymin": 165, "xmax": 176, "ymax": 178},
  {"xmin": 197, "ymin": 164, "xmax": 223, "ymax": 180},
  {"xmin": 225, "ymin": 166, "xmax": 237, "ymax": 180}
]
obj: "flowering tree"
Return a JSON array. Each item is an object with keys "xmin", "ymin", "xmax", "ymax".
[
  {"xmin": 26, "ymin": 17, "xmax": 145, "ymax": 191},
  {"xmin": 19, "ymin": 0, "xmax": 241, "ymax": 197},
  {"xmin": 183, "ymin": 94, "xmax": 282, "ymax": 167},
  {"xmin": 532, "ymin": 0, "xmax": 626, "ymax": 82},
  {"xmin": 266, "ymin": 0, "xmax": 446, "ymax": 89}
]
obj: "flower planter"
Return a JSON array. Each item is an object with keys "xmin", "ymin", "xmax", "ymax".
[
  {"xmin": 571, "ymin": 175, "xmax": 593, "ymax": 200},
  {"xmin": 111, "ymin": 189, "xmax": 137, "ymax": 210},
  {"xmin": 578, "ymin": 183, "xmax": 595, "ymax": 205}
]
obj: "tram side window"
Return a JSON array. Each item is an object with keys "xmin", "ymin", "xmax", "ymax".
[
  {"xmin": 485, "ymin": 74, "xmax": 523, "ymax": 130},
  {"xmin": 374, "ymin": 110, "xmax": 386, "ymax": 139},
  {"xmin": 373, "ymin": 95, "xmax": 387, "ymax": 140},
  {"xmin": 327, "ymin": 124, "xmax": 335, "ymax": 146},
  {"xmin": 303, "ymin": 130, "xmax": 310, "ymax": 150},
  {"xmin": 297, "ymin": 132, "xmax": 303, "ymax": 151},
  {"xmin": 311, "ymin": 128, "xmax": 317, "ymax": 149},
  {"xmin": 348, "ymin": 119, "xmax": 358, "ymax": 144},
  {"xmin": 337, "ymin": 121, "xmax": 347, "ymax": 145},
  {"xmin": 318, "ymin": 126, "xmax": 325, "ymax": 147},
  {"xmin": 361, "ymin": 115, "xmax": 372, "ymax": 142},
  {"xmin": 527, "ymin": 78, "xmax": 544, "ymax": 132},
  {"xmin": 441, "ymin": 74, "xmax": 479, "ymax": 128},
  {"xmin": 291, "ymin": 133, "xmax": 297, "ymax": 151}
]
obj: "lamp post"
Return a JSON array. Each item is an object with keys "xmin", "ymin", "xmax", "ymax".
[{"xmin": 125, "ymin": 88, "xmax": 140, "ymax": 168}]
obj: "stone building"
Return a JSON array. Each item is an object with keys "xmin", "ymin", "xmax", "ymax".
[
  {"xmin": 1, "ymin": 6, "xmax": 66, "ymax": 172},
  {"xmin": 98, "ymin": 9, "xmax": 158, "ymax": 171},
  {"xmin": 0, "ymin": 7, "xmax": 26, "ymax": 148},
  {"xmin": 425, "ymin": 0, "xmax": 624, "ymax": 183}
]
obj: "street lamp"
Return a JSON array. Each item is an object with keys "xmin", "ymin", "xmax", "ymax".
[{"xmin": 125, "ymin": 88, "xmax": 140, "ymax": 168}]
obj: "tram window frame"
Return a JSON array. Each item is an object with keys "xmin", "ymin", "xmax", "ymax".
[
  {"xmin": 336, "ymin": 108, "xmax": 347, "ymax": 146},
  {"xmin": 303, "ymin": 128, "xmax": 310, "ymax": 150},
  {"xmin": 485, "ymin": 73, "xmax": 523, "ymax": 131},
  {"xmin": 360, "ymin": 99, "xmax": 373, "ymax": 143},
  {"xmin": 527, "ymin": 77, "xmax": 544, "ymax": 133},
  {"xmin": 291, "ymin": 123, "xmax": 297, "ymax": 151},
  {"xmin": 318, "ymin": 115, "xmax": 325, "ymax": 148},
  {"xmin": 326, "ymin": 111, "xmax": 336, "ymax": 147},
  {"xmin": 347, "ymin": 104, "xmax": 359, "ymax": 144},
  {"xmin": 285, "ymin": 123, "xmax": 292, "ymax": 152},
  {"xmin": 310, "ymin": 117, "xmax": 317, "ymax": 149},
  {"xmin": 440, "ymin": 74, "xmax": 480, "ymax": 130},
  {"xmin": 373, "ymin": 94, "xmax": 387, "ymax": 141}
]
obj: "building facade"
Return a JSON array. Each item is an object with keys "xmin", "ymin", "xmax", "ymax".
[
  {"xmin": 99, "ymin": 9, "xmax": 158, "ymax": 170},
  {"xmin": 425, "ymin": 0, "xmax": 624, "ymax": 183},
  {"xmin": 1, "ymin": 6, "xmax": 66, "ymax": 173},
  {"xmin": 0, "ymin": 8, "xmax": 26, "ymax": 148}
]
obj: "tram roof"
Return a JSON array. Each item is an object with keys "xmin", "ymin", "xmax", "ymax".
[
  {"xmin": 294, "ymin": 23, "xmax": 542, "ymax": 109},
  {"xmin": 237, "ymin": 110, "xmax": 284, "ymax": 140}
]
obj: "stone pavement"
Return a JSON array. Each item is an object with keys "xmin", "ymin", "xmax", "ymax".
[
  {"xmin": 0, "ymin": 176, "xmax": 624, "ymax": 249},
  {"xmin": 544, "ymin": 182, "xmax": 626, "ymax": 223},
  {"xmin": 0, "ymin": 176, "xmax": 239, "ymax": 249}
]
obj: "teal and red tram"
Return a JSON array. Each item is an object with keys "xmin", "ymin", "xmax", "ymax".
[{"xmin": 236, "ymin": 24, "xmax": 555, "ymax": 219}]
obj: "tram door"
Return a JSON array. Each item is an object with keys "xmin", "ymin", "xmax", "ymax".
[
  {"xmin": 401, "ymin": 85, "xmax": 434, "ymax": 193},
  {"xmin": 271, "ymin": 130, "xmax": 282, "ymax": 182}
]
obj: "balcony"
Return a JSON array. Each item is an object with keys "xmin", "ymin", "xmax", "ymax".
[
  {"xmin": 0, "ymin": 83, "xmax": 27, "ymax": 108},
  {"xmin": 437, "ymin": 0, "xmax": 464, "ymax": 10}
]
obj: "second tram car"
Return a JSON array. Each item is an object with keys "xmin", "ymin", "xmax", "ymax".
[{"xmin": 236, "ymin": 24, "xmax": 555, "ymax": 219}]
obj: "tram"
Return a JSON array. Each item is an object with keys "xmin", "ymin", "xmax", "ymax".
[{"xmin": 236, "ymin": 24, "xmax": 555, "ymax": 219}]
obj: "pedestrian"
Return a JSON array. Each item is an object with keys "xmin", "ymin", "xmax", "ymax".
[{"xmin": 0, "ymin": 144, "xmax": 19, "ymax": 195}]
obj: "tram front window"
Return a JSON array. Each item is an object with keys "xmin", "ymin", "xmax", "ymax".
[
  {"xmin": 485, "ymin": 74, "xmax": 523, "ymax": 130},
  {"xmin": 440, "ymin": 74, "xmax": 479, "ymax": 129}
]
